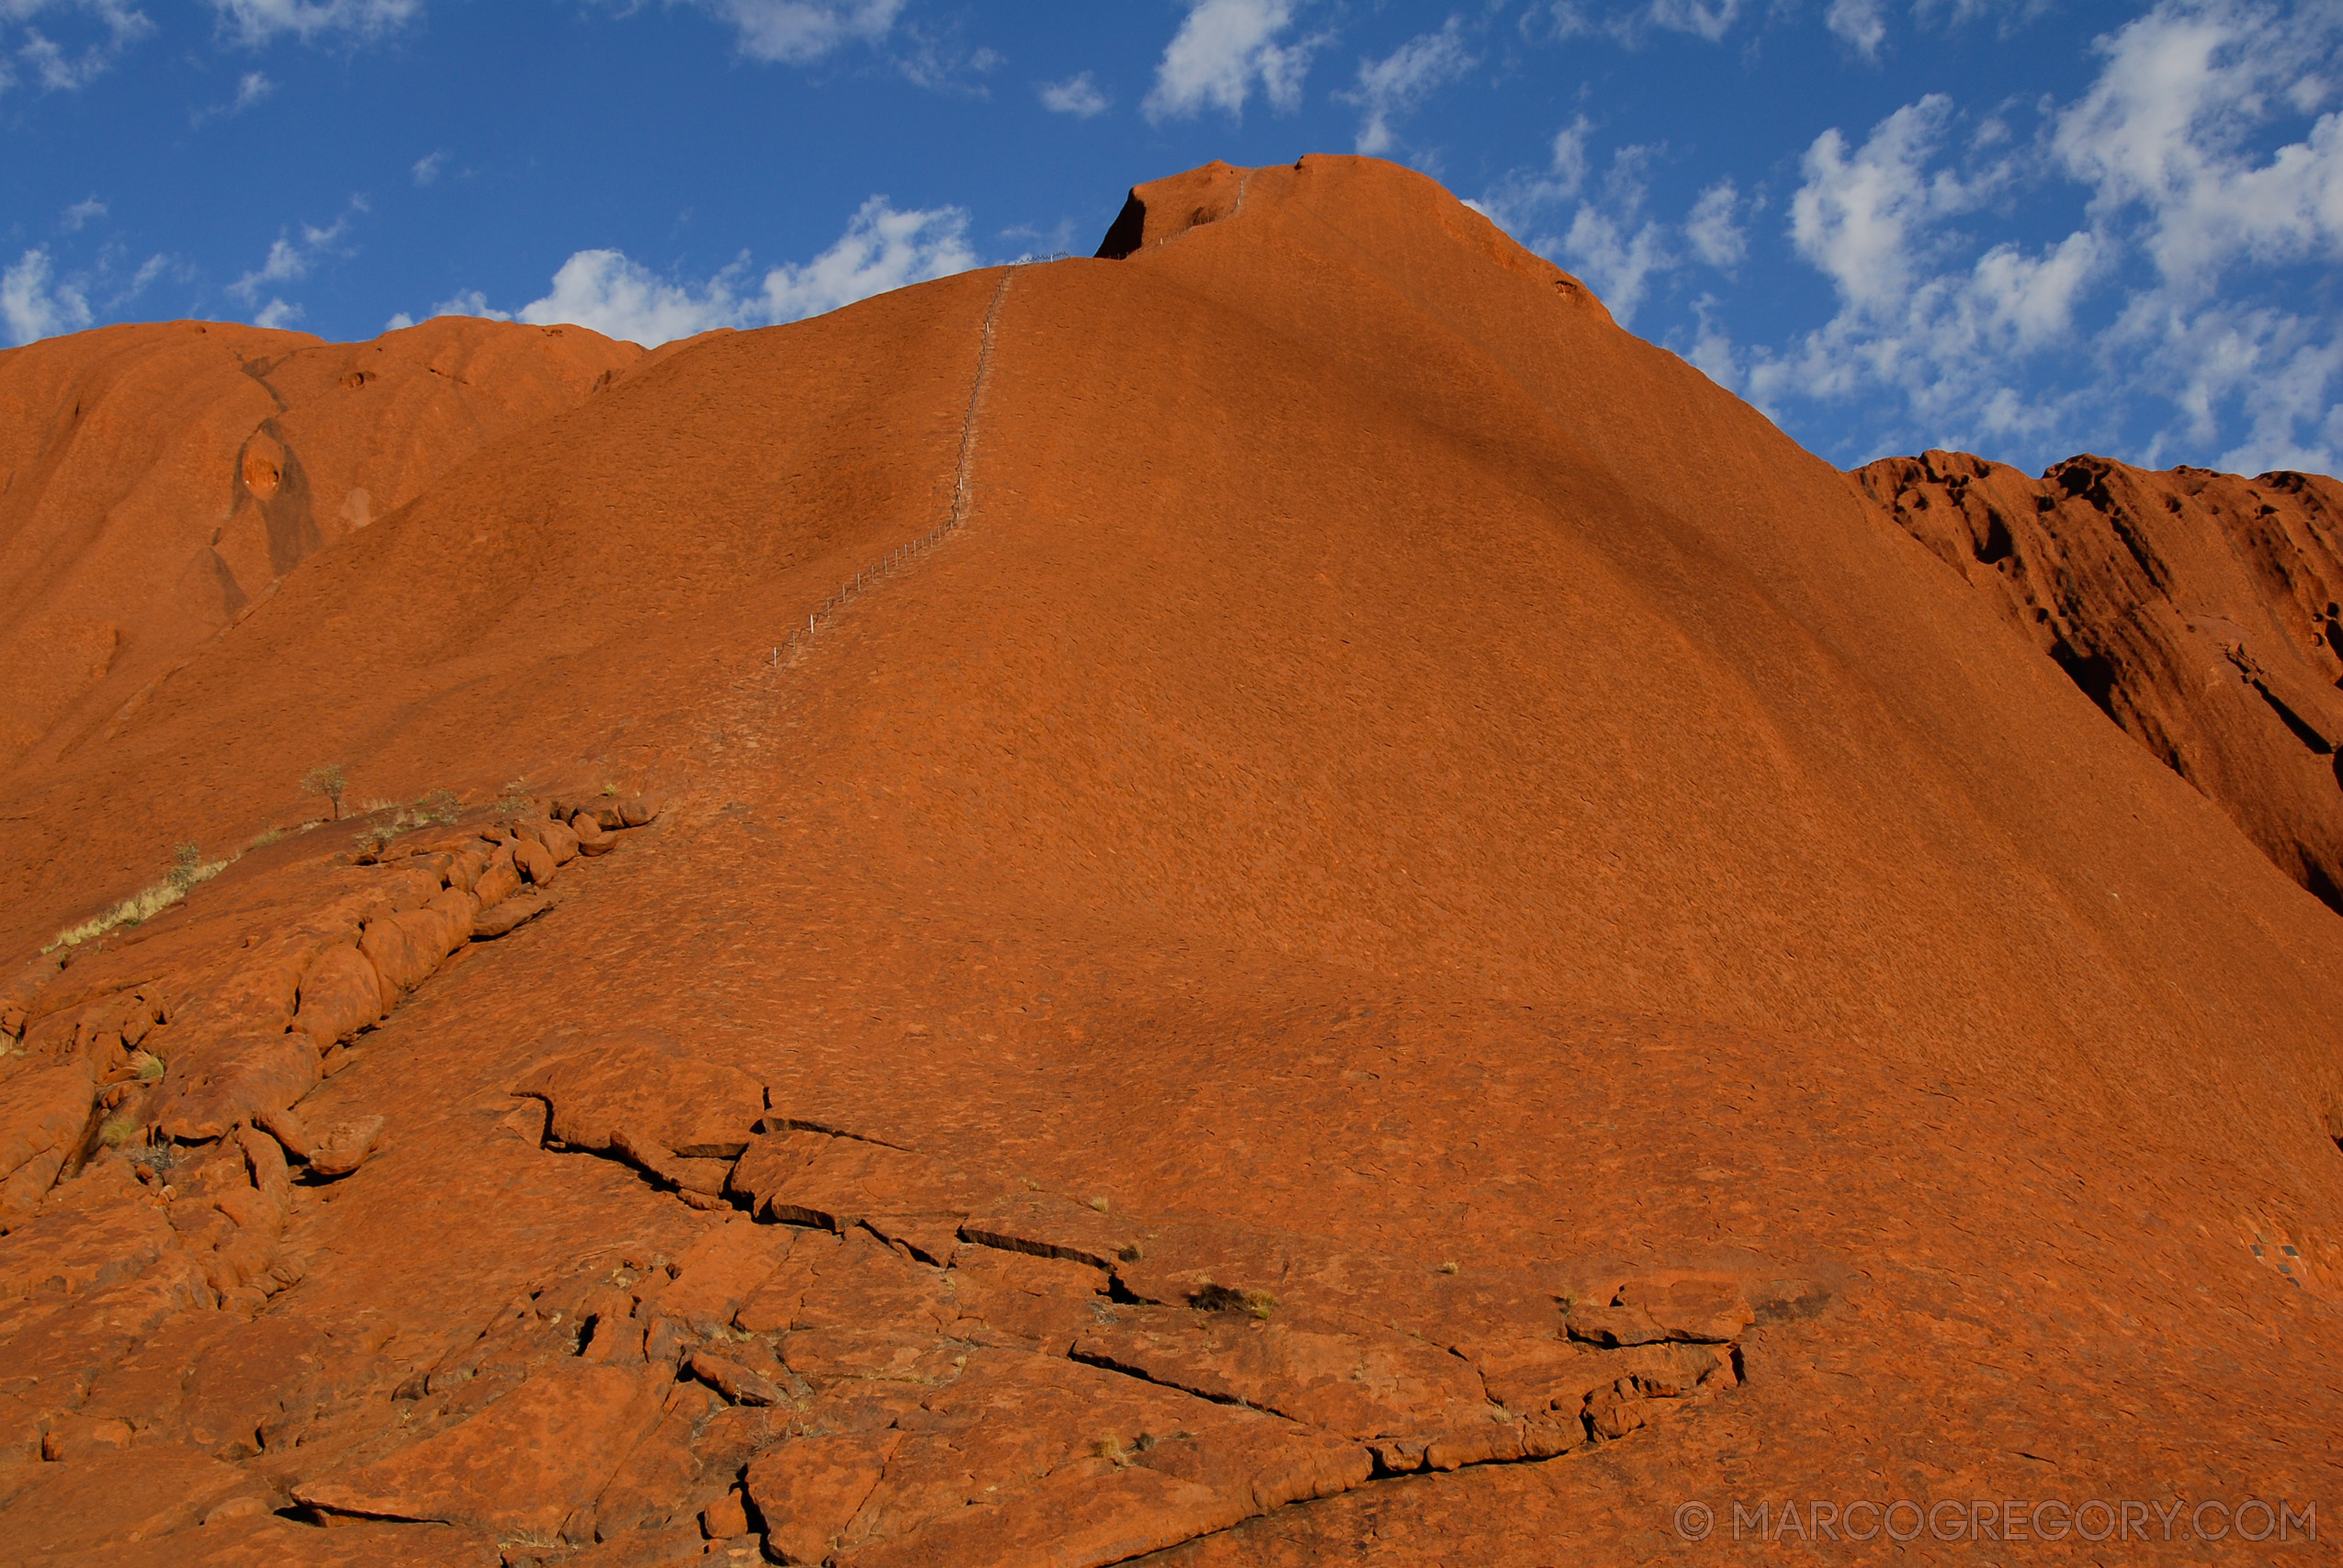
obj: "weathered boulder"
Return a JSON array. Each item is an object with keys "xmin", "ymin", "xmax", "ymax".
[
  {"xmin": 308, "ymin": 1114, "xmax": 386, "ymax": 1179},
  {"xmin": 513, "ymin": 839, "xmax": 558, "ymax": 887},
  {"xmin": 513, "ymin": 1034, "xmax": 764, "ymax": 1176},
  {"xmin": 571, "ymin": 813, "xmax": 613, "ymax": 856},
  {"xmin": 156, "ymin": 1030, "xmax": 319, "ymax": 1144},
  {"xmin": 473, "ymin": 889, "xmax": 549, "ymax": 940},
  {"xmin": 292, "ymin": 943, "xmax": 388, "ymax": 1049},
  {"xmin": 472, "ymin": 848, "xmax": 521, "ymax": 910}
]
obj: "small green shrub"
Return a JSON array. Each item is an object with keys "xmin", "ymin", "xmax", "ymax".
[{"xmin": 300, "ymin": 763, "xmax": 347, "ymax": 820}]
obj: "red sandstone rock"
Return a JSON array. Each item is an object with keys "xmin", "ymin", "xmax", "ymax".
[
  {"xmin": 307, "ymin": 1113, "xmax": 386, "ymax": 1179},
  {"xmin": 472, "ymin": 850, "xmax": 521, "ymax": 910},
  {"xmin": 294, "ymin": 1362, "xmax": 664, "ymax": 1536},
  {"xmin": 2, "ymin": 154, "xmax": 2343, "ymax": 1568},
  {"xmin": 0, "ymin": 1057, "xmax": 96, "ymax": 1215},
  {"xmin": 743, "ymin": 1428, "xmax": 901, "ymax": 1565},
  {"xmin": 472, "ymin": 889, "xmax": 549, "ymax": 939},
  {"xmin": 358, "ymin": 910, "xmax": 445, "ymax": 996},
  {"xmin": 514, "ymin": 839, "xmax": 558, "ymax": 887},
  {"xmin": 515, "ymin": 1034, "xmax": 763, "ymax": 1168},
  {"xmin": 571, "ymin": 813, "xmax": 613, "ymax": 856},
  {"xmin": 292, "ymin": 942, "xmax": 387, "ymax": 1047},
  {"xmin": 156, "ymin": 1029, "xmax": 317, "ymax": 1143},
  {"xmin": 0, "ymin": 316, "xmax": 640, "ymax": 774}
]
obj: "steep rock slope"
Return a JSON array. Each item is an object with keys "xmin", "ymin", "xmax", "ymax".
[
  {"xmin": 0, "ymin": 157, "xmax": 2340, "ymax": 1564},
  {"xmin": 0, "ymin": 316, "xmax": 640, "ymax": 773},
  {"xmin": 1854, "ymin": 449, "xmax": 2343, "ymax": 912}
]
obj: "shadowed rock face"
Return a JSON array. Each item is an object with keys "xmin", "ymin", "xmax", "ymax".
[
  {"xmin": 1853, "ymin": 451, "xmax": 2343, "ymax": 911},
  {"xmin": 1, "ymin": 155, "xmax": 2341, "ymax": 1565},
  {"xmin": 0, "ymin": 316, "xmax": 640, "ymax": 774}
]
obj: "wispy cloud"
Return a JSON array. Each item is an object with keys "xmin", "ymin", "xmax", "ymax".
[
  {"xmin": 226, "ymin": 201, "xmax": 363, "ymax": 328},
  {"xmin": 412, "ymin": 149, "xmax": 447, "ymax": 186},
  {"xmin": 1, "ymin": 249, "xmax": 93, "ymax": 344},
  {"xmin": 2, "ymin": 1, "xmax": 156, "ymax": 96},
  {"xmin": 682, "ymin": 0, "xmax": 905, "ymax": 64},
  {"xmin": 1719, "ymin": 0, "xmax": 2343, "ymax": 473},
  {"xmin": 421, "ymin": 195, "xmax": 977, "ymax": 346},
  {"xmin": 1341, "ymin": 17, "xmax": 1474, "ymax": 156},
  {"xmin": 1037, "ymin": 70, "xmax": 1108, "ymax": 117},
  {"xmin": 1144, "ymin": 0, "xmax": 1325, "ymax": 123},
  {"xmin": 60, "ymin": 195, "xmax": 107, "ymax": 232},
  {"xmin": 204, "ymin": 0, "xmax": 424, "ymax": 46}
]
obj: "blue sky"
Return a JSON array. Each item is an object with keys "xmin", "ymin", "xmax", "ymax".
[{"xmin": 3, "ymin": 1, "xmax": 2340, "ymax": 476}]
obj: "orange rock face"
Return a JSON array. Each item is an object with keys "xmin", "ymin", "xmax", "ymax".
[
  {"xmin": 0, "ymin": 155, "xmax": 2340, "ymax": 1564},
  {"xmin": 1854, "ymin": 449, "xmax": 2343, "ymax": 910},
  {"xmin": 0, "ymin": 316, "xmax": 640, "ymax": 773}
]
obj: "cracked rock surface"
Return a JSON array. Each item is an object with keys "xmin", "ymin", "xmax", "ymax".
[{"xmin": 2, "ymin": 155, "xmax": 2342, "ymax": 1564}]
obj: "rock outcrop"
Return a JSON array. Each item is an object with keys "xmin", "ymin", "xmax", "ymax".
[
  {"xmin": 0, "ymin": 316, "xmax": 640, "ymax": 773},
  {"xmin": 0, "ymin": 155, "xmax": 2339, "ymax": 1564},
  {"xmin": 1855, "ymin": 450, "xmax": 2343, "ymax": 911}
]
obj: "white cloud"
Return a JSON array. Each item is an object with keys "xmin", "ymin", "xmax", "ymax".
[
  {"xmin": 1341, "ymin": 17, "xmax": 1474, "ymax": 156},
  {"xmin": 233, "ymin": 68, "xmax": 271, "ymax": 107},
  {"xmin": 1684, "ymin": 178, "xmax": 1745, "ymax": 267},
  {"xmin": 1143, "ymin": 0, "xmax": 1323, "ymax": 123},
  {"xmin": 1563, "ymin": 202, "xmax": 1671, "ymax": 322},
  {"xmin": 1644, "ymin": 0, "xmax": 1743, "ymax": 42},
  {"xmin": 1826, "ymin": 0, "xmax": 1887, "ymax": 57},
  {"xmin": 226, "ymin": 209, "xmax": 355, "ymax": 318},
  {"xmin": 1548, "ymin": 114, "xmax": 1592, "ymax": 198},
  {"xmin": 685, "ymin": 0, "xmax": 905, "ymax": 64},
  {"xmin": 2051, "ymin": 0, "xmax": 2343, "ymax": 296},
  {"xmin": 515, "ymin": 252, "xmax": 741, "ymax": 344},
  {"xmin": 1038, "ymin": 70, "xmax": 1108, "ymax": 117},
  {"xmin": 204, "ymin": 0, "xmax": 423, "ymax": 45},
  {"xmin": 1, "ymin": 248, "xmax": 92, "ymax": 344},
  {"xmin": 1726, "ymin": 0, "xmax": 2343, "ymax": 472},
  {"xmin": 4, "ymin": 0, "xmax": 154, "ymax": 93},
  {"xmin": 427, "ymin": 196, "xmax": 977, "ymax": 347},
  {"xmin": 412, "ymin": 149, "xmax": 446, "ymax": 186},
  {"xmin": 60, "ymin": 195, "xmax": 105, "ymax": 231},
  {"xmin": 1480, "ymin": 132, "xmax": 1745, "ymax": 328},
  {"xmin": 756, "ymin": 196, "xmax": 977, "ymax": 320}
]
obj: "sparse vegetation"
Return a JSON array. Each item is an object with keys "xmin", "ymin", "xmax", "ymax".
[
  {"xmin": 1088, "ymin": 1195, "xmax": 1111, "ymax": 1213},
  {"xmin": 300, "ymin": 762, "xmax": 347, "ymax": 820},
  {"xmin": 492, "ymin": 779, "xmax": 534, "ymax": 825},
  {"xmin": 247, "ymin": 825, "xmax": 286, "ymax": 851},
  {"xmin": 42, "ymin": 845, "xmax": 228, "ymax": 953},
  {"xmin": 1439, "ymin": 1261, "xmax": 1460, "ymax": 1275},
  {"xmin": 1190, "ymin": 1282, "xmax": 1277, "ymax": 1319},
  {"xmin": 353, "ymin": 789, "xmax": 466, "ymax": 852},
  {"xmin": 601, "ymin": 783, "xmax": 619, "ymax": 796},
  {"xmin": 99, "ymin": 1113, "xmax": 142, "ymax": 1147},
  {"xmin": 131, "ymin": 1051, "xmax": 164, "ymax": 1081}
]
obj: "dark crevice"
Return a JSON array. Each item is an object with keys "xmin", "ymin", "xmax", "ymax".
[
  {"xmin": 1976, "ymin": 507, "xmax": 2015, "ymax": 565},
  {"xmin": 2048, "ymin": 638, "xmax": 2121, "ymax": 721},
  {"xmin": 2301, "ymin": 860, "xmax": 2343, "ymax": 919},
  {"xmin": 1095, "ymin": 192, "xmax": 1148, "ymax": 259},
  {"xmin": 2247, "ymin": 679, "xmax": 2337, "ymax": 755}
]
